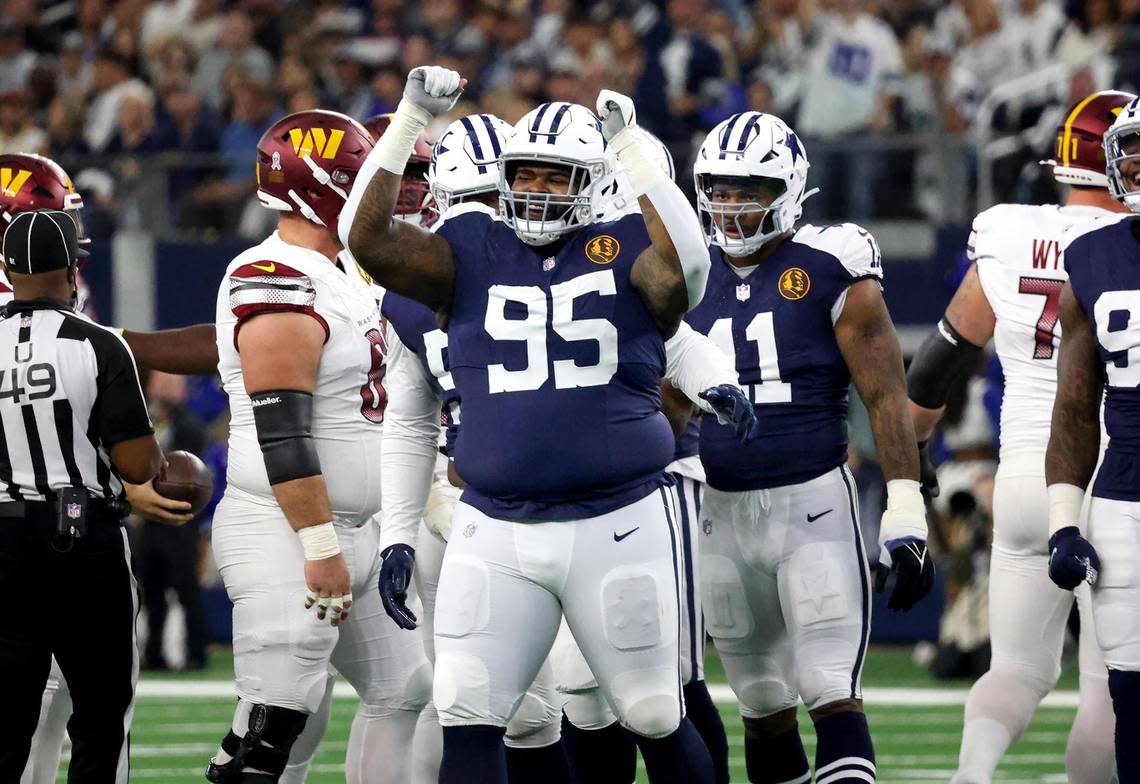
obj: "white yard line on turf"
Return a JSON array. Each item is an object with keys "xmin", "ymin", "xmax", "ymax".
[{"xmin": 135, "ymin": 680, "xmax": 1080, "ymax": 708}]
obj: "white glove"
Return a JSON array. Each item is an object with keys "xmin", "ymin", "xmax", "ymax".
[
  {"xmin": 596, "ymin": 89, "xmax": 637, "ymax": 143},
  {"xmin": 404, "ymin": 66, "xmax": 464, "ymax": 118}
]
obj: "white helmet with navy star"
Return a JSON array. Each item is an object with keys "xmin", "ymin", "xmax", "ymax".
[
  {"xmin": 498, "ymin": 102, "xmax": 611, "ymax": 246},
  {"xmin": 693, "ymin": 111, "xmax": 815, "ymax": 256},
  {"xmin": 1106, "ymin": 96, "xmax": 1140, "ymax": 214},
  {"xmin": 429, "ymin": 113, "xmax": 514, "ymax": 214}
]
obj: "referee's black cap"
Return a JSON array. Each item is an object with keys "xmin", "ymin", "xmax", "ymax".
[{"xmin": 2, "ymin": 209, "xmax": 87, "ymax": 275}]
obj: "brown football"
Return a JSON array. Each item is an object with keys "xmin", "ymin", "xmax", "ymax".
[{"xmin": 153, "ymin": 450, "xmax": 214, "ymax": 517}]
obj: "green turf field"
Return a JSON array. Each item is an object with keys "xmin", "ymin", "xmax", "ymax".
[{"xmin": 60, "ymin": 645, "xmax": 1081, "ymax": 782}]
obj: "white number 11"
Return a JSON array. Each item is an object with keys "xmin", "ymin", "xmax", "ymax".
[{"xmin": 707, "ymin": 312, "xmax": 792, "ymax": 404}]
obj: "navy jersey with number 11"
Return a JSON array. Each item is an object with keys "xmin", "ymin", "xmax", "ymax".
[
  {"xmin": 685, "ymin": 223, "xmax": 882, "ymax": 491},
  {"xmin": 435, "ymin": 211, "xmax": 675, "ymax": 521}
]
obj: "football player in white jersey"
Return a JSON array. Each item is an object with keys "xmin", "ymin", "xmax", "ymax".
[
  {"xmin": 908, "ymin": 90, "xmax": 1137, "ymax": 784},
  {"xmin": 205, "ymin": 109, "xmax": 431, "ymax": 784}
]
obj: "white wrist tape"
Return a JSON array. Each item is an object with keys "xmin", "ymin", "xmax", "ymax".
[
  {"xmin": 879, "ymin": 479, "xmax": 927, "ymax": 545},
  {"xmin": 337, "ymin": 99, "xmax": 431, "ymax": 249},
  {"xmin": 610, "ymin": 127, "xmax": 668, "ymax": 196},
  {"xmin": 635, "ymin": 175, "xmax": 710, "ymax": 310},
  {"xmin": 298, "ymin": 522, "xmax": 341, "ymax": 560},
  {"xmin": 1048, "ymin": 483, "xmax": 1085, "ymax": 537}
]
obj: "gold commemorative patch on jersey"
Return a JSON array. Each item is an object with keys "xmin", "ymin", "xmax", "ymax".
[
  {"xmin": 585, "ymin": 235, "xmax": 620, "ymax": 265},
  {"xmin": 778, "ymin": 267, "xmax": 810, "ymax": 301}
]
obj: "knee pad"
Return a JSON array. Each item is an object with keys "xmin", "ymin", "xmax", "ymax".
[
  {"xmin": 207, "ymin": 703, "xmax": 308, "ymax": 783},
  {"xmin": 434, "ymin": 651, "xmax": 500, "ymax": 725},
  {"xmin": 621, "ymin": 693, "xmax": 681, "ymax": 739},
  {"xmin": 600, "ymin": 566, "xmax": 667, "ymax": 651},
  {"xmin": 700, "ymin": 555, "xmax": 753, "ymax": 643},
  {"xmin": 505, "ymin": 689, "xmax": 562, "ymax": 748},
  {"xmin": 563, "ymin": 688, "xmax": 617, "ymax": 732},
  {"xmin": 733, "ymin": 671, "xmax": 797, "ymax": 719}
]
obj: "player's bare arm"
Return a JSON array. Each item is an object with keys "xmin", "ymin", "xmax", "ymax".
[
  {"xmin": 1043, "ymin": 283, "xmax": 1106, "ymax": 591},
  {"xmin": 661, "ymin": 379, "xmax": 695, "ymax": 438},
  {"xmin": 238, "ymin": 310, "xmax": 352, "ymax": 625},
  {"xmin": 838, "ymin": 278, "xmax": 934, "ymax": 610},
  {"xmin": 1045, "ymin": 282, "xmax": 1103, "ymax": 490},
  {"xmin": 907, "ymin": 262, "xmax": 995, "ymax": 441},
  {"xmin": 597, "ymin": 90, "xmax": 709, "ymax": 335},
  {"xmin": 837, "ymin": 280, "xmax": 920, "ymax": 482},
  {"xmin": 122, "ymin": 324, "xmax": 219, "ymax": 375},
  {"xmin": 340, "ymin": 67, "xmax": 465, "ymax": 313}
]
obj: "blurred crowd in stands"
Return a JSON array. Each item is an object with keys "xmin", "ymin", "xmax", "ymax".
[{"xmin": 1, "ymin": 0, "xmax": 1137, "ymax": 236}]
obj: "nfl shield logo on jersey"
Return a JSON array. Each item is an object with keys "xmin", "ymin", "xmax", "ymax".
[
  {"xmin": 736, "ymin": 283, "xmax": 751, "ymax": 302},
  {"xmin": 542, "ymin": 257, "xmax": 556, "ymax": 271},
  {"xmin": 67, "ymin": 503, "xmax": 82, "ymax": 520}
]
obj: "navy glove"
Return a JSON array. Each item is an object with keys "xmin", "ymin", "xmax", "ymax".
[
  {"xmin": 1048, "ymin": 526, "xmax": 1100, "ymax": 590},
  {"xmin": 917, "ymin": 441, "xmax": 940, "ymax": 499},
  {"xmin": 700, "ymin": 384, "xmax": 759, "ymax": 443},
  {"xmin": 874, "ymin": 536, "xmax": 936, "ymax": 612},
  {"xmin": 379, "ymin": 544, "xmax": 417, "ymax": 630}
]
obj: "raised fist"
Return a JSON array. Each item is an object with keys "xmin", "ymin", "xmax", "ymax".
[{"xmin": 404, "ymin": 66, "xmax": 464, "ymax": 117}]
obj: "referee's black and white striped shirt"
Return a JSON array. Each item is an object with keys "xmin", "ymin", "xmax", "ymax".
[{"xmin": 0, "ymin": 300, "xmax": 153, "ymax": 503}]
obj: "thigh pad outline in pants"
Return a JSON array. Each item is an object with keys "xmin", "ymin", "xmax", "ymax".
[
  {"xmin": 1089, "ymin": 498, "xmax": 1140, "ymax": 671},
  {"xmin": 559, "ymin": 488, "xmax": 683, "ymax": 738},
  {"xmin": 776, "ymin": 468, "xmax": 871, "ymax": 711},
  {"xmin": 213, "ymin": 496, "xmax": 338, "ymax": 714},
  {"xmin": 432, "ymin": 503, "xmax": 563, "ymax": 728},
  {"xmin": 700, "ymin": 487, "xmax": 797, "ymax": 719}
]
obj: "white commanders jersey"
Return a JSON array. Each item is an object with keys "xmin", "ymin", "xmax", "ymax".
[
  {"xmin": 972, "ymin": 203, "xmax": 1125, "ymax": 460},
  {"xmin": 216, "ymin": 232, "xmax": 386, "ymax": 524}
]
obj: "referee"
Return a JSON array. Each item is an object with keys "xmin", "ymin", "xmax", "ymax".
[{"xmin": 0, "ymin": 210, "xmax": 162, "ymax": 783}]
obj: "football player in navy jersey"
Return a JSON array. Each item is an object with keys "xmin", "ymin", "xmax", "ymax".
[
  {"xmin": 1046, "ymin": 97, "xmax": 1140, "ymax": 783},
  {"xmin": 340, "ymin": 66, "xmax": 748, "ymax": 784},
  {"xmin": 686, "ymin": 112, "xmax": 934, "ymax": 784}
]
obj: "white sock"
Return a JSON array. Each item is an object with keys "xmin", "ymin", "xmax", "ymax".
[
  {"xmin": 1066, "ymin": 673, "xmax": 1118, "ymax": 784},
  {"xmin": 21, "ymin": 672, "xmax": 72, "ymax": 784},
  {"xmin": 412, "ymin": 702, "xmax": 443, "ymax": 784},
  {"xmin": 952, "ymin": 668, "xmax": 1045, "ymax": 783},
  {"xmin": 346, "ymin": 704, "xmax": 420, "ymax": 784}
]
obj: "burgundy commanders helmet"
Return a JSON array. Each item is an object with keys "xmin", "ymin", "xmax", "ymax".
[
  {"xmin": 364, "ymin": 113, "xmax": 437, "ymax": 226},
  {"xmin": 1046, "ymin": 90, "xmax": 1137, "ymax": 187},
  {"xmin": 256, "ymin": 109, "xmax": 375, "ymax": 230},
  {"xmin": 0, "ymin": 153, "xmax": 88, "ymax": 251}
]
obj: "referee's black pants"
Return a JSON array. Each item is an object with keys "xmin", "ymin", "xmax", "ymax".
[{"xmin": 0, "ymin": 508, "xmax": 138, "ymax": 783}]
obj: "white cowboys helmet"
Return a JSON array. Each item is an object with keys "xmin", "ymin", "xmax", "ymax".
[
  {"xmin": 693, "ymin": 111, "xmax": 814, "ymax": 256},
  {"xmin": 498, "ymin": 101, "xmax": 611, "ymax": 246},
  {"xmin": 597, "ymin": 128, "xmax": 675, "ymax": 221},
  {"xmin": 429, "ymin": 113, "xmax": 514, "ymax": 213},
  {"xmin": 1106, "ymin": 96, "xmax": 1140, "ymax": 214}
]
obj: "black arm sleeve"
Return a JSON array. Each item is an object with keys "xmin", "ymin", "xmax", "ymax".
[
  {"xmin": 250, "ymin": 390, "xmax": 322, "ymax": 484},
  {"xmin": 907, "ymin": 318, "xmax": 984, "ymax": 409},
  {"xmin": 92, "ymin": 329, "xmax": 155, "ymax": 447}
]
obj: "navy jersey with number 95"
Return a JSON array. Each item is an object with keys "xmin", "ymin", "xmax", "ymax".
[
  {"xmin": 685, "ymin": 223, "xmax": 882, "ymax": 491},
  {"xmin": 435, "ymin": 211, "xmax": 675, "ymax": 521}
]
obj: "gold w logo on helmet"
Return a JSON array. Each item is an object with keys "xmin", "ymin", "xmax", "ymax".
[
  {"xmin": 288, "ymin": 128, "xmax": 345, "ymax": 159},
  {"xmin": 0, "ymin": 168, "xmax": 32, "ymax": 198}
]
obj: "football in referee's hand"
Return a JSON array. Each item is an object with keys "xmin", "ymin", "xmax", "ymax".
[{"xmin": 153, "ymin": 451, "xmax": 214, "ymax": 516}]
